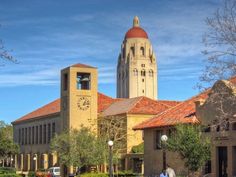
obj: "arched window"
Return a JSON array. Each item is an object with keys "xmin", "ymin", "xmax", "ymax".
[
  {"xmin": 141, "ymin": 70, "xmax": 146, "ymax": 77},
  {"xmin": 140, "ymin": 47, "xmax": 145, "ymax": 56},
  {"xmin": 130, "ymin": 46, "xmax": 135, "ymax": 56},
  {"xmin": 149, "ymin": 70, "xmax": 154, "ymax": 77},
  {"xmin": 133, "ymin": 69, "xmax": 138, "ymax": 76}
]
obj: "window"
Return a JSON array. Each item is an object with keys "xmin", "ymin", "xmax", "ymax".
[
  {"xmin": 39, "ymin": 125, "xmax": 42, "ymax": 144},
  {"xmin": 48, "ymin": 123, "xmax": 51, "ymax": 144},
  {"xmin": 77, "ymin": 73, "xmax": 91, "ymax": 90},
  {"xmin": 52, "ymin": 122, "xmax": 56, "ymax": 138},
  {"xmin": 149, "ymin": 70, "xmax": 153, "ymax": 77},
  {"xmin": 36, "ymin": 126, "xmax": 38, "ymax": 144},
  {"xmin": 63, "ymin": 73, "xmax": 68, "ymax": 91},
  {"xmin": 32, "ymin": 126, "xmax": 35, "ymax": 144},
  {"xmin": 233, "ymin": 122, "xmax": 236, "ymax": 130},
  {"xmin": 142, "ymin": 89, "xmax": 144, "ymax": 93},
  {"xmin": 133, "ymin": 69, "xmax": 138, "ymax": 76},
  {"xmin": 19, "ymin": 129, "xmax": 21, "ymax": 145},
  {"xmin": 130, "ymin": 46, "xmax": 135, "ymax": 56},
  {"xmin": 141, "ymin": 64, "xmax": 145, "ymax": 67},
  {"xmin": 142, "ymin": 79, "xmax": 144, "ymax": 82},
  {"xmin": 22, "ymin": 128, "xmax": 24, "ymax": 145},
  {"xmin": 141, "ymin": 70, "xmax": 146, "ymax": 77},
  {"xmin": 43, "ymin": 124, "xmax": 47, "ymax": 144},
  {"xmin": 25, "ymin": 128, "xmax": 27, "ymax": 145},
  {"xmin": 155, "ymin": 130, "xmax": 162, "ymax": 149},
  {"xmin": 29, "ymin": 127, "xmax": 31, "ymax": 144},
  {"xmin": 140, "ymin": 47, "xmax": 145, "ymax": 56}
]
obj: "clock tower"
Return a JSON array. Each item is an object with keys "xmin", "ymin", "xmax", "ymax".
[{"xmin": 60, "ymin": 63, "xmax": 98, "ymax": 131}]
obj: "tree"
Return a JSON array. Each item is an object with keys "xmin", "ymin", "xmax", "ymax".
[
  {"xmin": 200, "ymin": 0, "xmax": 236, "ymax": 88},
  {"xmin": 50, "ymin": 127, "xmax": 105, "ymax": 171},
  {"xmin": 167, "ymin": 124, "xmax": 210, "ymax": 175},
  {"xmin": 0, "ymin": 121, "xmax": 19, "ymax": 162}
]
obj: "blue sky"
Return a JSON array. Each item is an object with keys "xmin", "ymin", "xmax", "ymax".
[{"xmin": 0, "ymin": 0, "xmax": 221, "ymax": 123}]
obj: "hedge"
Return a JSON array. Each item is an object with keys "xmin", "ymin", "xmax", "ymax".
[
  {"xmin": 80, "ymin": 172, "xmax": 137, "ymax": 177},
  {"xmin": 0, "ymin": 174, "xmax": 21, "ymax": 177}
]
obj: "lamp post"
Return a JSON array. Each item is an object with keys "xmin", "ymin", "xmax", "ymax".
[
  {"xmin": 10, "ymin": 157, "xmax": 14, "ymax": 167},
  {"xmin": 161, "ymin": 134, "xmax": 168, "ymax": 170},
  {"xmin": 108, "ymin": 140, "xmax": 113, "ymax": 177},
  {"xmin": 33, "ymin": 155, "xmax": 37, "ymax": 171}
]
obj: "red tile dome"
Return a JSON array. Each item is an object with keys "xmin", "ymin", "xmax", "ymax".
[
  {"xmin": 125, "ymin": 27, "xmax": 148, "ymax": 39},
  {"xmin": 125, "ymin": 16, "xmax": 148, "ymax": 39}
]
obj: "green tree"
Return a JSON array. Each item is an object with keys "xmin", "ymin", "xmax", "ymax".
[
  {"xmin": 167, "ymin": 124, "xmax": 210, "ymax": 175},
  {"xmin": 50, "ymin": 127, "xmax": 106, "ymax": 170},
  {"xmin": 0, "ymin": 121, "xmax": 19, "ymax": 160}
]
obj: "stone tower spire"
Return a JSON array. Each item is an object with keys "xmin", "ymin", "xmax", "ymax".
[{"xmin": 117, "ymin": 17, "xmax": 158, "ymax": 100}]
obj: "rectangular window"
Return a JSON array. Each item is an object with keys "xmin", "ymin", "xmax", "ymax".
[
  {"xmin": 19, "ymin": 129, "xmax": 21, "ymax": 145},
  {"xmin": 77, "ymin": 73, "xmax": 91, "ymax": 90},
  {"xmin": 63, "ymin": 73, "xmax": 68, "ymax": 91},
  {"xmin": 36, "ymin": 126, "xmax": 39, "ymax": 144},
  {"xmin": 22, "ymin": 128, "xmax": 24, "ymax": 145},
  {"xmin": 29, "ymin": 127, "xmax": 31, "ymax": 144},
  {"xmin": 48, "ymin": 123, "xmax": 51, "ymax": 144},
  {"xmin": 39, "ymin": 125, "xmax": 42, "ymax": 144},
  {"xmin": 32, "ymin": 126, "xmax": 35, "ymax": 144},
  {"xmin": 43, "ymin": 124, "xmax": 47, "ymax": 144},
  {"xmin": 155, "ymin": 130, "xmax": 162, "ymax": 149},
  {"xmin": 25, "ymin": 128, "xmax": 27, "ymax": 145},
  {"xmin": 52, "ymin": 122, "xmax": 56, "ymax": 138}
]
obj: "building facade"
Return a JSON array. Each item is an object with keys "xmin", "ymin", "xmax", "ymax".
[
  {"xmin": 117, "ymin": 16, "xmax": 157, "ymax": 99},
  {"xmin": 11, "ymin": 17, "xmax": 174, "ymax": 176}
]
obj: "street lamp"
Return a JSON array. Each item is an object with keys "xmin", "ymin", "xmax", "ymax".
[
  {"xmin": 161, "ymin": 134, "xmax": 168, "ymax": 170},
  {"xmin": 108, "ymin": 140, "xmax": 113, "ymax": 177},
  {"xmin": 33, "ymin": 155, "xmax": 37, "ymax": 171}
]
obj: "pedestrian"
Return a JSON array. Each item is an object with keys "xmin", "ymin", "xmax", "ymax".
[
  {"xmin": 166, "ymin": 164, "xmax": 176, "ymax": 177},
  {"xmin": 160, "ymin": 169, "xmax": 168, "ymax": 177}
]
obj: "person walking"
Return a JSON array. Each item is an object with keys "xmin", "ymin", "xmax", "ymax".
[
  {"xmin": 166, "ymin": 164, "xmax": 176, "ymax": 177},
  {"xmin": 160, "ymin": 169, "xmax": 168, "ymax": 177}
]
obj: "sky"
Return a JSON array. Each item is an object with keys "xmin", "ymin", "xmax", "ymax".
[{"xmin": 0, "ymin": 0, "xmax": 221, "ymax": 123}]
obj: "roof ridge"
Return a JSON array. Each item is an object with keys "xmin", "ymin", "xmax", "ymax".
[{"xmin": 126, "ymin": 96, "xmax": 146, "ymax": 113}]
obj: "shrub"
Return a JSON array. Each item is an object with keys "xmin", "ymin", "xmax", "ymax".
[
  {"xmin": 0, "ymin": 174, "xmax": 21, "ymax": 177},
  {"xmin": 80, "ymin": 172, "xmax": 137, "ymax": 177},
  {"xmin": 28, "ymin": 171, "xmax": 36, "ymax": 177},
  {"xmin": 0, "ymin": 167, "xmax": 16, "ymax": 174},
  {"xmin": 131, "ymin": 143, "xmax": 144, "ymax": 153}
]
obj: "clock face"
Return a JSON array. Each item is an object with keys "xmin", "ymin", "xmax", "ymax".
[{"xmin": 77, "ymin": 97, "xmax": 90, "ymax": 110}]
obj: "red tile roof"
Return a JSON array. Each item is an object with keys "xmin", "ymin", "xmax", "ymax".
[
  {"xmin": 133, "ymin": 76, "xmax": 236, "ymax": 130},
  {"xmin": 133, "ymin": 91, "xmax": 209, "ymax": 130},
  {"xmin": 102, "ymin": 96, "xmax": 179, "ymax": 117},
  {"xmin": 12, "ymin": 93, "xmax": 115, "ymax": 124}
]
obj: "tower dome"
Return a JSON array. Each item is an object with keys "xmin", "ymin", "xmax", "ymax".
[{"xmin": 125, "ymin": 16, "xmax": 148, "ymax": 39}]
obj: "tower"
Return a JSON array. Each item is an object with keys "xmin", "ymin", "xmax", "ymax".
[
  {"xmin": 60, "ymin": 63, "xmax": 98, "ymax": 131},
  {"xmin": 117, "ymin": 16, "xmax": 157, "ymax": 99}
]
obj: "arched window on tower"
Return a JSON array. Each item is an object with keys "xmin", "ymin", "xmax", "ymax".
[
  {"xmin": 141, "ymin": 70, "xmax": 146, "ymax": 77},
  {"xmin": 149, "ymin": 70, "xmax": 154, "ymax": 77},
  {"xmin": 130, "ymin": 46, "xmax": 135, "ymax": 56},
  {"xmin": 140, "ymin": 47, "xmax": 145, "ymax": 56},
  {"xmin": 133, "ymin": 69, "xmax": 138, "ymax": 76}
]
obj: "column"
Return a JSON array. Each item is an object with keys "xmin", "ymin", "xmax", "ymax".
[
  {"xmin": 20, "ymin": 154, "xmax": 24, "ymax": 171},
  {"xmin": 227, "ymin": 146, "xmax": 233, "ymax": 177},
  {"xmin": 14, "ymin": 154, "xmax": 18, "ymax": 169},
  {"xmin": 52, "ymin": 152, "xmax": 58, "ymax": 167},
  {"xmin": 27, "ymin": 154, "xmax": 31, "ymax": 171},
  {"xmin": 43, "ymin": 153, "xmax": 48, "ymax": 169}
]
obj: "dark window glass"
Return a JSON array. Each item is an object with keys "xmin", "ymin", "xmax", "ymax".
[
  {"xmin": 141, "ymin": 70, "xmax": 146, "ymax": 76},
  {"xmin": 48, "ymin": 123, "xmax": 51, "ymax": 144},
  {"xmin": 43, "ymin": 124, "xmax": 47, "ymax": 144},
  {"xmin": 155, "ymin": 130, "xmax": 162, "ymax": 149},
  {"xmin": 25, "ymin": 128, "xmax": 27, "ymax": 145},
  {"xmin": 29, "ymin": 127, "xmax": 31, "ymax": 144},
  {"xmin": 22, "ymin": 128, "xmax": 24, "ymax": 145},
  {"xmin": 32, "ymin": 126, "xmax": 35, "ymax": 144},
  {"xmin": 140, "ymin": 47, "xmax": 145, "ymax": 56},
  {"xmin": 131, "ymin": 47, "xmax": 135, "ymax": 56},
  {"xmin": 77, "ymin": 73, "xmax": 91, "ymax": 90},
  {"xmin": 19, "ymin": 129, "xmax": 21, "ymax": 145},
  {"xmin": 36, "ymin": 126, "xmax": 39, "ymax": 144},
  {"xmin": 233, "ymin": 122, "xmax": 236, "ymax": 130},
  {"xmin": 39, "ymin": 125, "xmax": 42, "ymax": 144},
  {"xmin": 52, "ymin": 123, "xmax": 56, "ymax": 138},
  {"xmin": 63, "ymin": 73, "xmax": 68, "ymax": 91}
]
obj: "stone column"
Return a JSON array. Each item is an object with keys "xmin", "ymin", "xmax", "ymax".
[
  {"xmin": 52, "ymin": 152, "xmax": 58, "ymax": 167},
  {"xmin": 14, "ymin": 154, "xmax": 18, "ymax": 169},
  {"xmin": 227, "ymin": 146, "xmax": 233, "ymax": 177},
  {"xmin": 27, "ymin": 154, "xmax": 31, "ymax": 171},
  {"xmin": 20, "ymin": 154, "xmax": 24, "ymax": 171},
  {"xmin": 43, "ymin": 153, "xmax": 48, "ymax": 170}
]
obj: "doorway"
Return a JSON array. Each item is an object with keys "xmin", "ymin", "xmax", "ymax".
[{"xmin": 218, "ymin": 147, "xmax": 227, "ymax": 177}]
